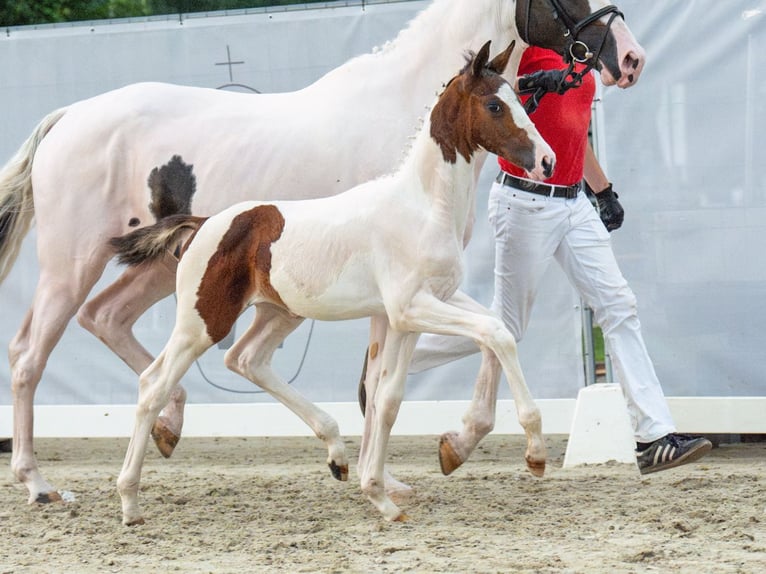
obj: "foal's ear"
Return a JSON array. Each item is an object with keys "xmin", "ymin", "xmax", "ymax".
[
  {"xmin": 488, "ymin": 41, "xmax": 516, "ymax": 75},
  {"xmin": 472, "ymin": 40, "xmax": 492, "ymax": 77}
]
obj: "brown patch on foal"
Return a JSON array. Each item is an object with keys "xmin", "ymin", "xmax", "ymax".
[
  {"xmin": 195, "ymin": 205, "xmax": 286, "ymax": 343},
  {"xmin": 429, "ymin": 42, "xmax": 535, "ymax": 170}
]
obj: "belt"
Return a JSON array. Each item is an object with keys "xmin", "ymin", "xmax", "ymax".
[{"xmin": 496, "ymin": 172, "xmax": 581, "ymax": 199}]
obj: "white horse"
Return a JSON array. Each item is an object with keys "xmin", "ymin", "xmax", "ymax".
[
  {"xmin": 0, "ymin": 0, "xmax": 645, "ymax": 505},
  {"xmin": 111, "ymin": 41, "xmax": 552, "ymax": 524}
]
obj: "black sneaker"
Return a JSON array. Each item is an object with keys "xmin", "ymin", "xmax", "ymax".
[{"xmin": 636, "ymin": 433, "xmax": 712, "ymax": 475}]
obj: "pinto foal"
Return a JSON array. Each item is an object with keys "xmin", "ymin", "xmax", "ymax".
[{"xmin": 111, "ymin": 41, "xmax": 554, "ymax": 524}]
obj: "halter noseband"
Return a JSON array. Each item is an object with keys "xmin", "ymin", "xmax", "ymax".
[{"xmin": 520, "ymin": 0, "xmax": 625, "ymax": 112}]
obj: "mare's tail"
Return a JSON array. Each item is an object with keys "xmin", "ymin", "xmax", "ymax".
[
  {"xmin": 109, "ymin": 214, "xmax": 208, "ymax": 267},
  {"xmin": 0, "ymin": 107, "xmax": 68, "ymax": 284}
]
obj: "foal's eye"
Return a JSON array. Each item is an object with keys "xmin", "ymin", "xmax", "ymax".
[{"xmin": 487, "ymin": 101, "xmax": 502, "ymax": 114}]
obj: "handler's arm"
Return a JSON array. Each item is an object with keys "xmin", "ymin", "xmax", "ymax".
[{"xmin": 583, "ymin": 142, "xmax": 610, "ymax": 194}]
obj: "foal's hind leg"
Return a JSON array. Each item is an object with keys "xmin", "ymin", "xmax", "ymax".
[
  {"xmin": 118, "ymin": 331, "xmax": 211, "ymax": 526},
  {"xmin": 224, "ymin": 305, "xmax": 348, "ymax": 481},
  {"xmin": 394, "ymin": 290, "xmax": 546, "ymax": 477},
  {"xmin": 77, "ymin": 255, "xmax": 187, "ymax": 458}
]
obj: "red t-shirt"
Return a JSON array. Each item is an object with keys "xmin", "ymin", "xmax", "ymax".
[{"xmin": 498, "ymin": 46, "xmax": 595, "ymax": 186}]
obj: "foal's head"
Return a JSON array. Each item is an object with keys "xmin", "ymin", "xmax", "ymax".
[{"xmin": 430, "ymin": 41, "xmax": 554, "ymax": 181}]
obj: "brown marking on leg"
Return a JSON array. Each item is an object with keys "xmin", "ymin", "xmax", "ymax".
[
  {"xmin": 369, "ymin": 342, "xmax": 379, "ymax": 360},
  {"xmin": 195, "ymin": 205, "xmax": 286, "ymax": 343}
]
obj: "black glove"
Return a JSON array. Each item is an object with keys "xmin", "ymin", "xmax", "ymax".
[
  {"xmin": 517, "ymin": 69, "xmax": 567, "ymax": 95},
  {"xmin": 596, "ymin": 184, "xmax": 624, "ymax": 232}
]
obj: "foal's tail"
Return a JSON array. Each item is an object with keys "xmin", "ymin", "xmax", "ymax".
[
  {"xmin": 109, "ymin": 214, "xmax": 208, "ymax": 267},
  {"xmin": 0, "ymin": 107, "xmax": 68, "ymax": 284}
]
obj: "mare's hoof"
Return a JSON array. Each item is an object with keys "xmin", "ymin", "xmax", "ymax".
[
  {"xmin": 151, "ymin": 418, "xmax": 180, "ymax": 459},
  {"xmin": 526, "ymin": 457, "xmax": 546, "ymax": 478},
  {"xmin": 329, "ymin": 461, "xmax": 349, "ymax": 481},
  {"xmin": 34, "ymin": 491, "xmax": 63, "ymax": 504},
  {"xmin": 438, "ymin": 433, "xmax": 464, "ymax": 476},
  {"xmin": 124, "ymin": 517, "xmax": 146, "ymax": 527}
]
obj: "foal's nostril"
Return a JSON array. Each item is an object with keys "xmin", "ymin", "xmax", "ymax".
[{"xmin": 542, "ymin": 156, "xmax": 554, "ymax": 179}]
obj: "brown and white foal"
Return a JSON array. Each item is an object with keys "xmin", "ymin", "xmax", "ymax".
[{"xmin": 111, "ymin": 41, "xmax": 553, "ymax": 524}]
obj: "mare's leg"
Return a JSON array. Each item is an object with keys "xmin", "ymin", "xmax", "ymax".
[
  {"xmin": 10, "ymin": 254, "xmax": 111, "ymax": 503},
  {"xmin": 357, "ymin": 327, "xmax": 418, "ymax": 521},
  {"xmin": 118, "ymin": 328, "xmax": 211, "ymax": 526},
  {"xmin": 428, "ymin": 290, "xmax": 504, "ymax": 475},
  {"xmin": 224, "ymin": 305, "xmax": 348, "ymax": 481},
  {"xmin": 77, "ymin": 255, "xmax": 187, "ymax": 457},
  {"xmin": 438, "ymin": 347, "xmax": 502, "ymax": 475},
  {"xmin": 393, "ymin": 290, "xmax": 546, "ymax": 476}
]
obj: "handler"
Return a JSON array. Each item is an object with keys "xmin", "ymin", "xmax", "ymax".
[{"xmin": 410, "ymin": 46, "xmax": 712, "ymax": 474}]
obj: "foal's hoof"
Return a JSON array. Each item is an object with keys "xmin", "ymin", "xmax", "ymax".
[
  {"xmin": 34, "ymin": 491, "xmax": 63, "ymax": 504},
  {"xmin": 388, "ymin": 484, "xmax": 415, "ymax": 506},
  {"xmin": 124, "ymin": 516, "xmax": 146, "ymax": 527},
  {"xmin": 384, "ymin": 471, "xmax": 415, "ymax": 505},
  {"xmin": 526, "ymin": 457, "xmax": 546, "ymax": 478},
  {"xmin": 393, "ymin": 512, "xmax": 410, "ymax": 523},
  {"xmin": 329, "ymin": 461, "xmax": 349, "ymax": 482},
  {"xmin": 438, "ymin": 432, "xmax": 464, "ymax": 476},
  {"xmin": 151, "ymin": 418, "xmax": 180, "ymax": 459}
]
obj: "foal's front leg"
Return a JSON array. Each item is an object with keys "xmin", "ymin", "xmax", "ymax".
[
  {"xmin": 398, "ymin": 290, "xmax": 546, "ymax": 477},
  {"xmin": 360, "ymin": 316, "xmax": 415, "ymax": 500},
  {"xmin": 358, "ymin": 327, "xmax": 419, "ymax": 521}
]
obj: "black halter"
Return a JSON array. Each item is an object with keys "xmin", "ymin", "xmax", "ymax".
[{"xmin": 521, "ymin": 0, "xmax": 625, "ymax": 113}]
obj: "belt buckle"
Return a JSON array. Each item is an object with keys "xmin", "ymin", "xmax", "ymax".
[{"xmin": 517, "ymin": 178, "xmax": 537, "ymax": 192}]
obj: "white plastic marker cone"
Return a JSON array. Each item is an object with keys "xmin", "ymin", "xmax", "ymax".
[{"xmin": 563, "ymin": 383, "xmax": 638, "ymax": 469}]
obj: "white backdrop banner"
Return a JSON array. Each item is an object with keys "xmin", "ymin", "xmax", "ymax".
[{"xmin": 0, "ymin": 0, "xmax": 763, "ymax": 410}]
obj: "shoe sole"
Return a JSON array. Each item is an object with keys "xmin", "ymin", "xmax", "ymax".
[{"xmin": 639, "ymin": 439, "xmax": 713, "ymax": 475}]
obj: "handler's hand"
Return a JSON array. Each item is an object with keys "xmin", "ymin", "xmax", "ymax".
[
  {"xmin": 596, "ymin": 185, "xmax": 624, "ymax": 232},
  {"xmin": 517, "ymin": 69, "xmax": 566, "ymax": 94}
]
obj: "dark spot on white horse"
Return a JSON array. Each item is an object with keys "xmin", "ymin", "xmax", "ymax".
[
  {"xmin": 128, "ymin": 218, "xmax": 141, "ymax": 227},
  {"xmin": 195, "ymin": 205, "xmax": 286, "ymax": 343},
  {"xmin": 147, "ymin": 155, "xmax": 196, "ymax": 221}
]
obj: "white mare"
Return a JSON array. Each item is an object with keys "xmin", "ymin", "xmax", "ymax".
[{"xmin": 0, "ymin": 0, "xmax": 645, "ymax": 504}]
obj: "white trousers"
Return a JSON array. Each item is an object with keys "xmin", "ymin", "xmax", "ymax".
[{"xmin": 411, "ymin": 179, "xmax": 676, "ymax": 443}]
